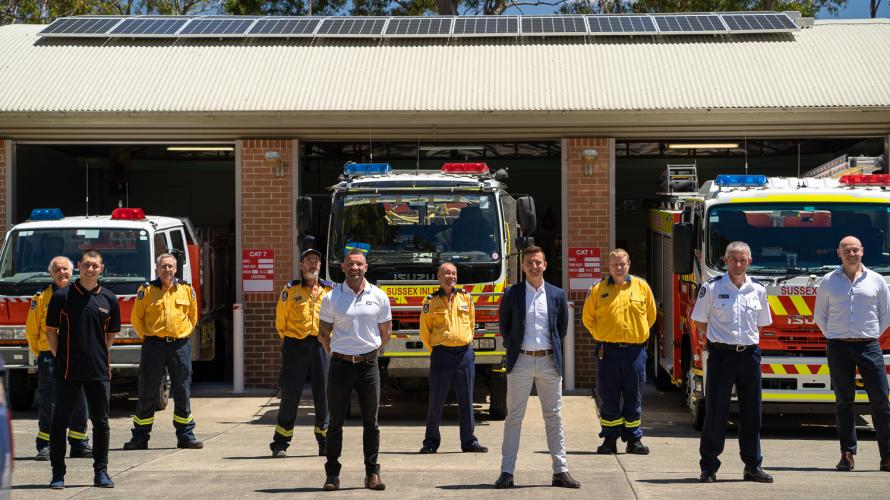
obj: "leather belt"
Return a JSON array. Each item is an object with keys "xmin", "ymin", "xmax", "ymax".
[
  {"xmin": 520, "ymin": 349, "xmax": 553, "ymax": 357},
  {"xmin": 331, "ymin": 350, "xmax": 378, "ymax": 363},
  {"xmin": 600, "ymin": 341, "xmax": 646, "ymax": 348},
  {"xmin": 145, "ymin": 335, "xmax": 183, "ymax": 343},
  {"xmin": 709, "ymin": 341, "xmax": 754, "ymax": 352},
  {"xmin": 832, "ymin": 337, "xmax": 876, "ymax": 344}
]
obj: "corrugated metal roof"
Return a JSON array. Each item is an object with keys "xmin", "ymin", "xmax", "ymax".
[{"xmin": 0, "ymin": 19, "xmax": 889, "ymax": 113}]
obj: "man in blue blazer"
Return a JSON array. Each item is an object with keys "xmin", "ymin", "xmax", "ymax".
[{"xmin": 494, "ymin": 245, "xmax": 580, "ymax": 489}]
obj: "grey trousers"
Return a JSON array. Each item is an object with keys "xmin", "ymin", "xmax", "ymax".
[{"xmin": 500, "ymin": 353, "xmax": 568, "ymax": 474}]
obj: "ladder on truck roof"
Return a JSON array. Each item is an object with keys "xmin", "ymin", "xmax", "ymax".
[
  {"xmin": 656, "ymin": 163, "xmax": 701, "ymax": 210},
  {"xmin": 802, "ymin": 154, "xmax": 884, "ymax": 179}
]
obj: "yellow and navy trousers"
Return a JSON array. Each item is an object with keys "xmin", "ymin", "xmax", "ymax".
[
  {"xmin": 36, "ymin": 351, "xmax": 89, "ymax": 450},
  {"xmin": 270, "ymin": 336, "xmax": 329, "ymax": 451},
  {"xmin": 595, "ymin": 342, "xmax": 646, "ymax": 442},
  {"xmin": 129, "ymin": 336, "xmax": 196, "ymax": 443}
]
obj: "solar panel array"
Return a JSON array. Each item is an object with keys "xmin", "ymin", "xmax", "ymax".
[{"xmin": 37, "ymin": 12, "xmax": 799, "ymax": 39}]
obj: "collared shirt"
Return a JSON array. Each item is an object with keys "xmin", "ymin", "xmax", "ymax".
[
  {"xmin": 275, "ymin": 279, "xmax": 333, "ymax": 339},
  {"xmin": 522, "ymin": 281, "xmax": 551, "ymax": 350},
  {"xmin": 25, "ymin": 283, "xmax": 58, "ymax": 355},
  {"xmin": 582, "ymin": 275, "xmax": 656, "ymax": 344},
  {"xmin": 419, "ymin": 287, "xmax": 475, "ymax": 350},
  {"xmin": 320, "ymin": 280, "xmax": 392, "ymax": 356},
  {"xmin": 690, "ymin": 274, "xmax": 771, "ymax": 345},
  {"xmin": 814, "ymin": 266, "xmax": 890, "ymax": 339},
  {"xmin": 45, "ymin": 280, "xmax": 121, "ymax": 381},
  {"xmin": 131, "ymin": 278, "xmax": 198, "ymax": 339}
]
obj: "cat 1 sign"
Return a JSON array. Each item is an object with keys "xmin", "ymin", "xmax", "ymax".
[
  {"xmin": 242, "ymin": 249, "xmax": 274, "ymax": 292},
  {"xmin": 568, "ymin": 247, "xmax": 601, "ymax": 291}
]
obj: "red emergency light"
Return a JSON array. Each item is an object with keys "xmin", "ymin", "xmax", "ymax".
[
  {"xmin": 441, "ymin": 163, "xmax": 490, "ymax": 174},
  {"xmin": 111, "ymin": 208, "xmax": 146, "ymax": 220},
  {"xmin": 839, "ymin": 174, "xmax": 890, "ymax": 186}
]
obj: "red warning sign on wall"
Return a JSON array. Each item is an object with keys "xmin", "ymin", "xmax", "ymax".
[
  {"xmin": 242, "ymin": 249, "xmax": 274, "ymax": 293},
  {"xmin": 568, "ymin": 247, "xmax": 602, "ymax": 291}
]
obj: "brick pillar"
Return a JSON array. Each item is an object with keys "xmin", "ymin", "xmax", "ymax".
[
  {"xmin": 240, "ymin": 139, "xmax": 295, "ymax": 388},
  {"xmin": 564, "ymin": 138, "xmax": 613, "ymax": 389},
  {"xmin": 0, "ymin": 140, "xmax": 7, "ymax": 234}
]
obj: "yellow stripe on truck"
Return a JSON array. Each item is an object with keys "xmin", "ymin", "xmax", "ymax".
[
  {"xmin": 767, "ymin": 296, "xmax": 788, "ymax": 316},
  {"xmin": 789, "ymin": 295, "xmax": 812, "ymax": 316}
]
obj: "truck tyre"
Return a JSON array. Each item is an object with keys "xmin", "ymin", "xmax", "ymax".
[
  {"xmin": 8, "ymin": 370, "xmax": 35, "ymax": 411},
  {"xmin": 654, "ymin": 364, "xmax": 676, "ymax": 392},
  {"xmin": 488, "ymin": 373, "xmax": 507, "ymax": 420},
  {"xmin": 685, "ymin": 368, "xmax": 705, "ymax": 431},
  {"xmin": 155, "ymin": 370, "xmax": 171, "ymax": 411}
]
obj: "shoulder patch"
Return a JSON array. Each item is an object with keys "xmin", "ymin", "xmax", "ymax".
[
  {"xmin": 30, "ymin": 299, "xmax": 38, "ymax": 310},
  {"xmin": 422, "ymin": 302, "xmax": 430, "ymax": 313},
  {"xmin": 698, "ymin": 286, "xmax": 707, "ymax": 298},
  {"xmin": 280, "ymin": 290, "xmax": 288, "ymax": 302},
  {"xmin": 191, "ymin": 287, "xmax": 196, "ymax": 300},
  {"xmin": 137, "ymin": 289, "xmax": 146, "ymax": 300}
]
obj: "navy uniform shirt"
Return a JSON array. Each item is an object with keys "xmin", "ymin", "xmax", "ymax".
[{"xmin": 45, "ymin": 280, "xmax": 121, "ymax": 381}]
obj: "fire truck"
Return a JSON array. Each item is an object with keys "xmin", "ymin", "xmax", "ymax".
[
  {"xmin": 649, "ymin": 170, "xmax": 890, "ymax": 429},
  {"xmin": 0, "ymin": 207, "xmax": 230, "ymax": 411},
  {"xmin": 300, "ymin": 161, "xmax": 536, "ymax": 418}
]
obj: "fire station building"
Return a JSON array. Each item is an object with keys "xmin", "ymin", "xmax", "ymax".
[{"xmin": 0, "ymin": 14, "xmax": 889, "ymax": 390}]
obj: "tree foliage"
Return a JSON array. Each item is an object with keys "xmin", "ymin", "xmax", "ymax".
[
  {"xmin": 0, "ymin": 1, "xmax": 220, "ymax": 24},
  {"xmin": 560, "ymin": 1, "xmax": 847, "ymax": 17}
]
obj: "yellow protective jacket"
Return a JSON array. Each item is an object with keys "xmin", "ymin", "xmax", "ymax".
[
  {"xmin": 582, "ymin": 275, "xmax": 656, "ymax": 344},
  {"xmin": 419, "ymin": 288, "xmax": 475, "ymax": 351},
  {"xmin": 131, "ymin": 279, "xmax": 198, "ymax": 339},
  {"xmin": 25, "ymin": 284, "xmax": 57, "ymax": 354},
  {"xmin": 275, "ymin": 279, "xmax": 333, "ymax": 339}
]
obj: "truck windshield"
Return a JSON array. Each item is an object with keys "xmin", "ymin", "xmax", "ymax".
[
  {"xmin": 706, "ymin": 203, "xmax": 890, "ymax": 274},
  {"xmin": 0, "ymin": 228, "xmax": 151, "ymax": 286},
  {"xmin": 330, "ymin": 193, "xmax": 501, "ymax": 265}
]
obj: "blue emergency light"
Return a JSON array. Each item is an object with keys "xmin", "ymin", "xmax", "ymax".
[
  {"xmin": 714, "ymin": 175, "xmax": 767, "ymax": 187},
  {"xmin": 343, "ymin": 162, "xmax": 392, "ymax": 175},
  {"xmin": 29, "ymin": 208, "xmax": 65, "ymax": 220}
]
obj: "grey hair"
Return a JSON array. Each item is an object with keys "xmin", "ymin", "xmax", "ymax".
[
  {"xmin": 724, "ymin": 241, "xmax": 752, "ymax": 259},
  {"xmin": 156, "ymin": 253, "xmax": 177, "ymax": 266},
  {"xmin": 48, "ymin": 256, "xmax": 73, "ymax": 273}
]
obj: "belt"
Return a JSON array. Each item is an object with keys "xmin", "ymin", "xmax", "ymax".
[
  {"xmin": 331, "ymin": 350, "xmax": 378, "ymax": 363},
  {"xmin": 520, "ymin": 349, "xmax": 553, "ymax": 357},
  {"xmin": 831, "ymin": 337, "xmax": 877, "ymax": 344},
  {"xmin": 145, "ymin": 335, "xmax": 184, "ymax": 343},
  {"xmin": 599, "ymin": 341, "xmax": 646, "ymax": 348},
  {"xmin": 709, "ymin": 341, "xmax": 755, "ymax": 352}
]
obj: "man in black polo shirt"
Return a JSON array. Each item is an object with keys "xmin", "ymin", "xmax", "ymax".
[{"xmin": 45, "ymin": 249, "xmax": 120, "ymax": 490}]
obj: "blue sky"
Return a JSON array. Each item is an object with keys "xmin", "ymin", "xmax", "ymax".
[{"xmin": 503, "ymin": 2, "xmax": 890, "ymax": 17}]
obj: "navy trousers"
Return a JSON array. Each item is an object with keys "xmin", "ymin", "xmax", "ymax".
[
  {"xmin": 699, "ymin": 345, "xmax": 762, "ymax": 474},
  {"xmin": 827, "ymin": 339, "xmax": 890, "ymax": 460},
  {"xmin": 36, "ymin": 351, "xmax": 89, "ymax": 451},
  {"xmin": 423, "ymin": 344, "xmax": 479, "ymax": 451},
  {"xmin": 271, "ymin": 335, "xmax": 329, "ymax": 451},
  {"xmin": 595, "ymin": 343, "xmax": 646, "ymax": 442},
  {"xmin": 130, "ymin": 337, "xmax": 196, "ymax": 443}
]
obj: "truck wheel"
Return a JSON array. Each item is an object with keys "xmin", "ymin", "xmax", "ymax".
[
  {"xmin": 685, "ymin": 368, "xmax": 705, "ymax": 431},
  {"xmin": 488, "ymin": 373, "xmax": 507, "ymax": 420},
  {"xmin": 155, "ymin": 371, "xmax": 171, "ymax": 411},
  {"xmin": 8, "ymin": 370, "xmax": 35, "ymax": 411},
  {"xmin": 654, "ymin": 365, "xmax": 676, "ymax": 392}
]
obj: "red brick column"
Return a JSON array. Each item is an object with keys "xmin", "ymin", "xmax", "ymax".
[
  {"xmin": 240, "ymin": 139, "xmax": 295, "ymax": 388},
  {"xmin": 0, "ymin": 140, "xmax": 7, "ymax": 234},
  {"xmin": 564, "ymin": 138, "xmax": 612, "ymax": 389}
]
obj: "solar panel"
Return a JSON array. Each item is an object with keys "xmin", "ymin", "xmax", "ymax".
[
  {"xmin": 179, "ymin": 17, "xmax": 257, "ymax": 36},
  {"xmin": 384, "ymin": 17, "xmax": 453, "ymax": 37},
  {"xmin": 653, "ymin": 14, "xmax": 727, "ymax": 34},
  {"xmin": 452, "ymin": 16, "xmax": 518, "ymax": 37},
  {"xmin": 316, "ymin": 17, "xmax": 388, "ymax": 37},
  {"xmin": 521, "ymin": 16, "xmax": 587, "ymax": 36},
  {"xmin": 39, "ymin": 17, "xmax": 125, "ymax": 36},
  {"xmin": 247, "ymin": 17, "xmax": 322, "ymax": 36},
  {"xmin": 586, "ymin": 15, "xmax": 657, "ymax": 35},
  {"xmin": 721, "ymin": 12, "xmax": 797, "ymax": 33},
  {"xmin": 110, "ymin": 17, "xmax": 190, "ymax": 36}
]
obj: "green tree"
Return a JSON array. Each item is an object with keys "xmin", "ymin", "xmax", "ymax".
[
  {"xmin": 1, "ymin": 0, "xmax": 219, "ymax": 24},
  {"xmin": 559, "ymin": 1, "xmax": 847, "ymax": 16}
]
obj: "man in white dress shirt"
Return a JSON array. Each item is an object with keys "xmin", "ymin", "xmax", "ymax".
[{"xmin": 814, "ymin": 235, "xmax": 890, "ymax": 473}]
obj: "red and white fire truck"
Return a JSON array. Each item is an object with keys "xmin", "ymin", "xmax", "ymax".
[
  {"xmin": 649, "ymin": 171, "xmax": 890, "ymax": 429},
  {"xmin": 301, "ymin": 162, "xmax": 536, "ymax": 418},
  {"xmin": 0, "ymin": 207, "xmax": 230, "ymax": 410}
]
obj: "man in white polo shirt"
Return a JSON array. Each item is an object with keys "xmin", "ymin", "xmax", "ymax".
[{"xmin": 318, "ymin": 248, "xmax": 392, "ymax": 492}]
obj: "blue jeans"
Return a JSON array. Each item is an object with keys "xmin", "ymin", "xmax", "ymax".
[
  {"xmin": 36, "ymin": 351, "xmax": 89, "ymax": 451},
  {"xmin": 827, "ymin": 339, "xmax": 890, "ymax": 460}
]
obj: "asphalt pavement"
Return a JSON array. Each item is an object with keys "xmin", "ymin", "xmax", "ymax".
[{"xmin": 9, "ymin": 382, "xmax": 890, "ymax": 499}]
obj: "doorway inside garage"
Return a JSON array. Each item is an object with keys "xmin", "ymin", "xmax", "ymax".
[
  {"xmin": 614, "ymin": 138, "xmax": 886, "ymax": 281},
  {"xmin": 300, "ymin": 141, "xmax": 564, "ymax": 286},
  {"xmin": 12, "ymin": 143, "xmax": 236, "ymax": 382}
]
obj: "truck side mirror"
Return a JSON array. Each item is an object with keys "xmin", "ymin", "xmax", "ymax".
[
  {"xmin": 297, "ymin": 196, "xmax": 314, "ymax": 233},
  {"xmin": 673, "ymin": 222, "xmax": 695, "ymax": 275},
  {"xmin": 517, "ymin": 196, "xmax": 537, "ymax": 236}
]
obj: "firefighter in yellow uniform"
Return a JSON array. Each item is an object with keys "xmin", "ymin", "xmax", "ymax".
[
  {"xmin": 582, "ymin": 249, "xmax": 656, "ymax": 456},
  {"xmin": 270, "ymin": 248, "xmax": 333, "ymax": 458},
  {"xmin": 418, "ymin": 262, "xmax": 487, "ymax": 454},
  {"xmin": 123, "ymin": 253, "xmax": 201, "ymax": 450},
  {"xmin": 26, "ymin": 256, "xmax": 92, "ymax": 460}
]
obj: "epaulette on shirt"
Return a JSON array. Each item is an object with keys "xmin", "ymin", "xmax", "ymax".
[
  {"xmin": 707, "ymin": 276, "xmax": 722, "ymax": 283},
  {"xmin": 287, "ymin": 279, "xmax": 301, "ymax": 288},
  {"xmin": 455, "ymin": 288, "xmax": 468, "ymax": 294}
]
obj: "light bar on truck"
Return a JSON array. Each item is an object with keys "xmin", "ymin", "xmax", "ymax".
[
  {"xmin": 28, "ymin": 208, "xmax": 64, "ymax": 220},
  {"xmin": 714, "ymin": 174, "xmax": 767, "ymax": 187},
  {"xmin": 441, "ymin": 162, "xmax": 490, "ymax": 174},
  {"xmin": 343, "ymin": 162, "xmax": 392, "ymax": 175},
  {"xmin": 839, "ymin": 174, "xmax": 890, "ymax": 186},
  {"xmin": 110, "ymin": 208, "xmax": 146, "ymax": 220}
]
